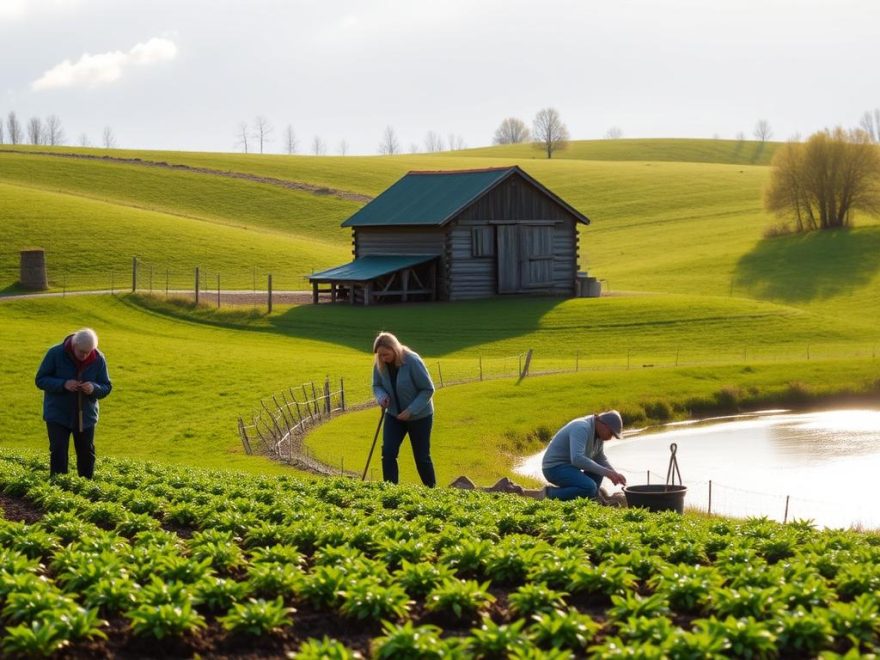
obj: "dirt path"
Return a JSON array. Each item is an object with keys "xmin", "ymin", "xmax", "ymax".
[{"xmin": 0, "ymin": 149, "xmax": 374, "ymax": 204}]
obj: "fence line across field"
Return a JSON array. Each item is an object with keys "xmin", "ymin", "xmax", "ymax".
[{"xmin": 615, "ymin": 466, "xmax": 871, "ymax": 528}]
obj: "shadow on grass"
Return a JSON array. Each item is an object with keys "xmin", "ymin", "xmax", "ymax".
[
  {"xmin": 734, "ymin": 227, "xmax": 880, "ymax": 303},
  {"xmin": 267, "ymin": 296, "xmax": 567, "ymax": 353},
  {"xmin": 122, "ymin": 293, "xmax": 569, "ymax": 353}
]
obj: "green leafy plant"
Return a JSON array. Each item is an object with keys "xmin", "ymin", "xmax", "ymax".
[
  {"xmin": 465, "ymin": 618, "xmax": 532, "ymax": 658},
  {"xmin": 127, "ymin": 601, "xmax": 207, "ymax": 639},
  {"xmin": 393, "ymin": 560, "xmax": 453, "ymax": 598},
  {"xmin": 218, "ymin": 596, "xmax": 294, "ymax": 636},
  {"xmin": 292, "ymin": 635, "xmax": 362, "ymax": 659},
  {"xmin": 372, "ymin": 621, "xmax": 449, "ymax": 659},
  {"xmin": 425, "ymin": 578, "xmax": 495, "ymax": 623},
  {"xmin": 607, "ymin": 592, "xmax": 670, "ymax": 622},
  {"xmin": 567, "ymin": 563, "xmax": 636, "ymax": 600},
  {"xmin": 508, "ymin": 583, "xmax": 568, "ymax": 618},
  {"xmin": 775, "ymin": 608, "xmax": 835, "ymax": 656},
  {"xmin": 338, "ymin": 576, "xmax": 411, "ymax": 622},
  {"xmin": 528, "ymin": 608, "xmax": 599, "ymax": 651}
]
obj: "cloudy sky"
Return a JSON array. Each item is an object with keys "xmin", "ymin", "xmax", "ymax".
[{"xmin": 1, "ymin": 0, "xmax": 878, "ymax": 155}]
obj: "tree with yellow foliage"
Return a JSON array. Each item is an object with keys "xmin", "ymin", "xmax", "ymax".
[{"xmin": 764, "ymin": 127, "xmax": 880, "ymax": 232}]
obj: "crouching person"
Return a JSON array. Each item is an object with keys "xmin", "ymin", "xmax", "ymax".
[{"xmin": 541, "ymin": 410, "xmax": 626, "ymax": 501}]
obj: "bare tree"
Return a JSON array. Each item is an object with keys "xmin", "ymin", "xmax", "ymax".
[
  {"xmin": 235, "ymin": 122, "xmax": 250, "ymax": 153},
  {"xmin": 409, "ymin": 143, "xmax": 420, "ymax": 154},
  {"xmin": 283, "ymin": 124, "xmax": 298, "ymax": 154},
  {"xmin": 532, "ymin": 107, "xmax": 570, "ymax": 158},
  {"xmin": 78, "ymin": 133, "xmax": 91, "ymax": 147},
  {"xmin": 859, "ymin": 108, "xmax": 880, "ymax": 143},
  {"xmin": 337, "ymin": 139, "xmax": 348, "ymax": 156},
  {"xmin": 424, "ymin": 131, "xmax": 444, "ymax": 153},
  {"xmin": 312, "ymin": 136, "xmax": 326, "ymax": 156},
  {"xmin": 44, "ymin": 115, "xmax": 65, "ymax": 145},
  {"xmin": 102, "ymin": 126, "xmax": 116, "ymax": 149},
  {"xmin": 0, "ymin": 120, "xmax": 4, "ymax": 144},
  {"xmin": 765, "ymin": 127, "xmax": 880, "ymax": 232},
  {"xmin": 753, "ymin": 119, "xmax": 773, "ymax": 143},
  {"xmin": 27, "ymin": 117, "xmax": 43, "ymax": 145},
  {"xmin": 253, "ymin": 115, "xmax": 273, "ymax": 154},
  {"xmin": 447, "ymin": 133, "xmax": 466, "ymax": 151},
  {"xmin": 7, "ymin": 111, "xmax": 22, "ymax": 144},
  {"xmin": 493, "ymin": 117, "xmax": 530, "ymax": 145},
  {"xmin": 604, "ymin": 126, "xmax": 623, "ymax": 140},
  {"xmin": 378, "ymin": 125, "xmax": 400, "ymax": 155}
]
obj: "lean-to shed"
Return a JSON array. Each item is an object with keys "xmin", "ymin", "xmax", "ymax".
[{"xmin": 308, "ymin": 166, "xmax": 590, "ymax": 304}]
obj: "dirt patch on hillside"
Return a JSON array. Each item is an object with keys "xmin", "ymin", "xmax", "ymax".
[{"xmin": 0, "ymin": 149, "xmax": 373, "ymax": 204}]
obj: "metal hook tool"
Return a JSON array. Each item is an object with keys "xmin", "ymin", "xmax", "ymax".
[{"xmin": 665, "ymin": 443, "xmax": 683, "ymax": 490}]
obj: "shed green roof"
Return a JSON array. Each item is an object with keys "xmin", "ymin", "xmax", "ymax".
[
  {"xmin": 308, "ymin": 255, "xmax": 436, "ymax": 283},
  {"xmin": 341, "ymin": 166, "xmax": 589, "ymax": 228}
]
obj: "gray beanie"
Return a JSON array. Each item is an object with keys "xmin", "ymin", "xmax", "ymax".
[{"xmin": 597, "ymin": 410, "xmax": 622, "ymax": 438}]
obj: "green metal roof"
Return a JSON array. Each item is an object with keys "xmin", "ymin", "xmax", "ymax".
[
  {"xmin": 341, "ymin": 167, "xmax": 516, "ymax": 227},
  {"xmin": 308, "ymin": 255, "xmax": 436, "ymax": 283}
]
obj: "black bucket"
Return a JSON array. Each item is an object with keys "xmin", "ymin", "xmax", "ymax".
[{"xmin": 623, "ymin": 484, "xmax": 687, "ymax": 514}]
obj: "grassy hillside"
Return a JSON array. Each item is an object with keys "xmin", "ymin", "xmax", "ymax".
[
  {"xmin": 459, "ymin": 137, "xmax": 780, "ymax": 165},
  {"xmin": 0, "ymin": 182, "xmax": 348, "ymax": 291},
  {"xmin": 2, "ymin": 140, "xmax": 879, "ymax": 484}
]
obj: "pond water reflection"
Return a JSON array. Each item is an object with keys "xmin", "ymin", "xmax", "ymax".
[{"xmin": 515, "ymin": 409, "xmax": 880, "ymax": 529}]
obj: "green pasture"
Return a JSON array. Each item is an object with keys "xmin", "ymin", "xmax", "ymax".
[{"xmin": 1, "ymin": 292, "xmax": 877, "ymax": 484}]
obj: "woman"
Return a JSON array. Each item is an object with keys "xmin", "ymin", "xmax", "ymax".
[{"xmin": 372, "ymin": 331, "xmax": 436, "ymax": 487}]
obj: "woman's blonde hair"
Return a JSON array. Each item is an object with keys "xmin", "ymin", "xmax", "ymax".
[{"xmin": 373, "ymin": 331, "xmax": 407, "ymax": 370}]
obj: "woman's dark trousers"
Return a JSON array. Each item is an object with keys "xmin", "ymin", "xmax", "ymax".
[
  {"xmin": 381, "ymin": 414, "xmax": 436, "ymax": 487},
  {"xmin": 47, "ymin": 422, "xmax": 96, "ymax": 478}
]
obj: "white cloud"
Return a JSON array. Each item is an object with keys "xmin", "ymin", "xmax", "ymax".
[
  {"xmin": 31, "ymin": 37, "xmax": 177, "ymax": 91},
  {"xmin": 0, "ymin": 0, "xmax": 81, "ymax": 21}
]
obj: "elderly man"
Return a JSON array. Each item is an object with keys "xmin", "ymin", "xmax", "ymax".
[
  {"xmin": 541, "ymin": 410, "xmax": 627, "ymax": 501},
  {"xmin": 35, "ymin": 328, "xmax": 112, "ymax": 478}
]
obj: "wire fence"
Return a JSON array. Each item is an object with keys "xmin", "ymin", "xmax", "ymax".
[{"xmin": 614, "ymin": 466, "xmax": 878, "ymax": 530}]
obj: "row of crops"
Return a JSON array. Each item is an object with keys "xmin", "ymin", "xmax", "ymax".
[{"xmin": 1, "ymin": 449, "xmax": 879, "ymax": 658}]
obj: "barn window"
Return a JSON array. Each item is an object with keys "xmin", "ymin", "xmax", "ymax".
[{"xmin": 471, "ymin": 227, "xmax": 494, "ymax": 257}]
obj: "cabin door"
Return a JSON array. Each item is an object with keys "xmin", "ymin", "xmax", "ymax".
[
  {"xmin": 496, "ymin": 225, "xmax": 520, "ymax": 293},
  {"xmin": 497, "ymin": 224, "xmax": 553, "ymax": 293}
]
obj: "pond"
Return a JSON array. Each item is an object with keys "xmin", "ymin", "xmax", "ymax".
[{"xmin": 514, "ymin": 409, "xmax": 880, "ymax": 530}]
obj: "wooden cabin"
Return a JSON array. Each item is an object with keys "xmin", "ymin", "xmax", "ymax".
[{"xmin": 308, "ymin": 166, "xmax": 590, "ymax": 304}]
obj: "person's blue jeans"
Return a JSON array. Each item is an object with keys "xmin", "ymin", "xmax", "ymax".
[
  {"xmin": 47, "ymin": 421, "xmax": 96, "ymax": 478},
  {"xmin": 543, "ymin": 464, "xmax": 603, "ymax": 501},
  {"xmin": 382, "ymin": 413, "xmax": 435, "ymax": 487}
]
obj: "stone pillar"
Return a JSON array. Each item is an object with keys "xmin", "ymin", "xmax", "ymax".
[{"xmin": 19, "ymin": 249, "xmax": 49, "ymax": 290}]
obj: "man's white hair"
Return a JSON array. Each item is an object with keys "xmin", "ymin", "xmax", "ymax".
[{"xmin": 72, "ymin": 328, "xmax": 98, "ymax": 351}]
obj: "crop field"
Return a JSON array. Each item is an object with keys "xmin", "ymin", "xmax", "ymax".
[{"xmin": 3, "ymin": 451, "xmax": 880, "ymax": 658}]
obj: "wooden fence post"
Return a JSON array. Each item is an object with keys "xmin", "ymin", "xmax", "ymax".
[
  {"xmin": 784, "ymin": 495, "xmax": 790, "ymax": 523},
  {"xmin": 195, "ymin": 267, "xmax": 200, "ymax": 305},
  {"xmin": 268, "ymin": 273, "xmax": 273, "ymax": 313},
  {"xmin": 340, "ymin": 378, "xmax": 346, "ymax": 412},
  {"xmin": 217, "ymin": 273, "xmax": 221, "ymax": 308},
  {"xmin": 437, "ymin": 363, "xmax": 444, "ymax": 387},
  {"xmin": 323, "ymin": 377, "xmax": 331, "ymax": 414},
  {"xmin": 238, "ymin": 417, "xmax": 252, "ymax": 455},
  {"xmin": 132, "ymin": 257, "xmax": 137, "ymax": 292},
  {"xmin": 519, "ymin": 349, "xmax": 533, "ymax": 379}
]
